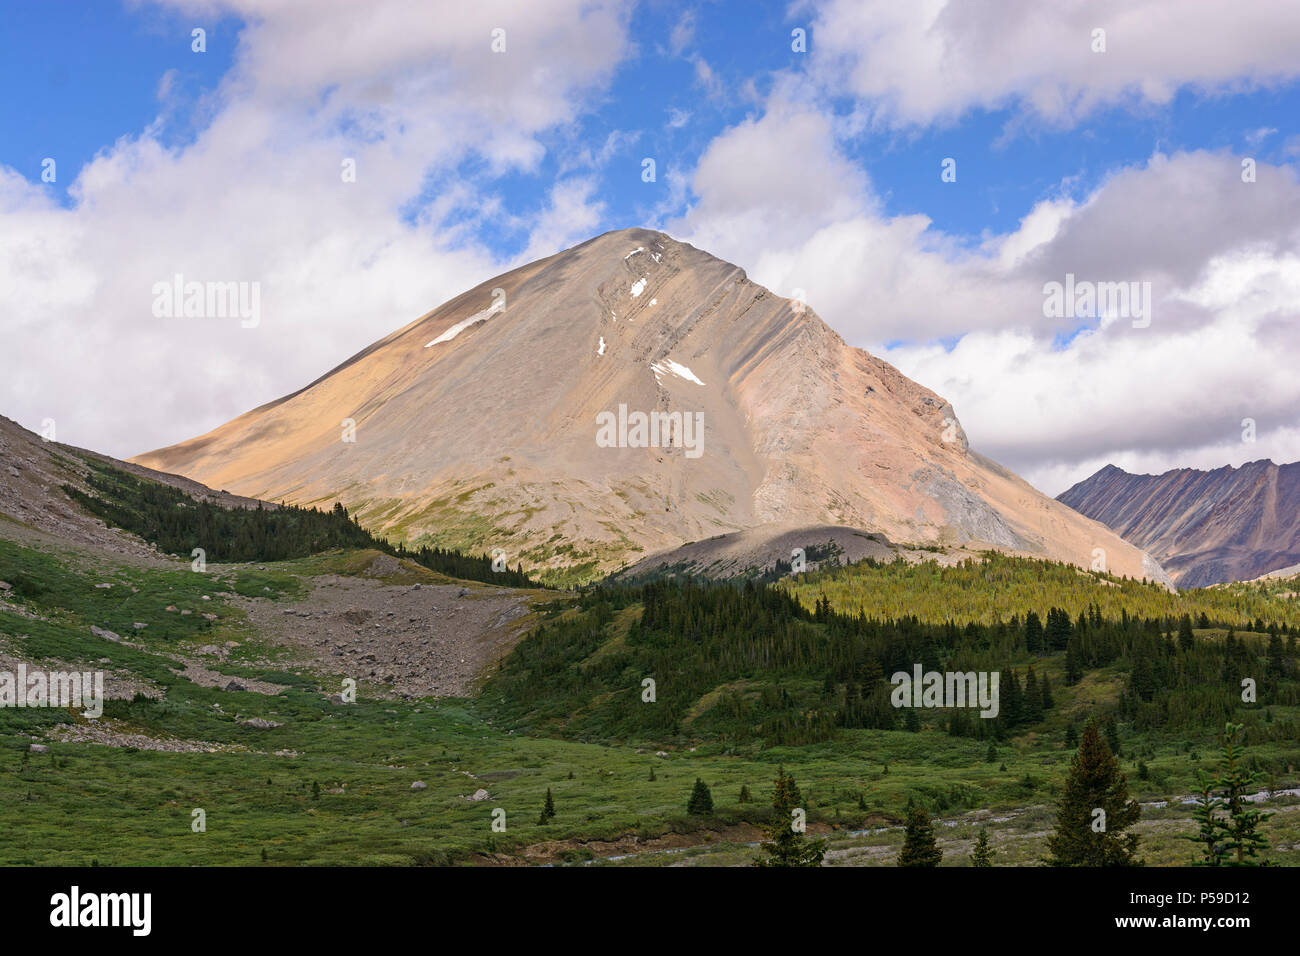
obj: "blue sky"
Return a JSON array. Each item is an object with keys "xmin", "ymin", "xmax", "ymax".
[
  {"xmin": 2, "ymin": 0, "xmax": 1299, "ymax": 494},
  {"xmin": 9, "ymin": 1, "xmax": 1296, "ymax": 255}
]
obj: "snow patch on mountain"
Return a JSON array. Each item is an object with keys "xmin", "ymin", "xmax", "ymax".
[
  {"xmin": 651, "ymin": 358, "xmax": 705, "ymax": 386},
  {"xmin": 424, "ymin": 300, "xmax": 505, "ymax": 347}
]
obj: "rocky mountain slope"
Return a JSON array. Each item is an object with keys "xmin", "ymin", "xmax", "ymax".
[
  {"xmin": 0, "ymin": 414, "xmax": 268, "ymax": 558},
  {"xmin": 134, "ymin": 228, "xmax": 1167, "ymax": 585},
  {"xmin": 1057, "ymin": 460, "xmax": 1300, "ymax": 587}
]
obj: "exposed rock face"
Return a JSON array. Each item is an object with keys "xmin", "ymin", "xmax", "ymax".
[
  {"xmin": 1057, "ymin": 460, "xmax": 1300, "ymax": 587},
  {"xmin": 133, "ymin": 228, "xmax": 1164, "ymax": 584}
]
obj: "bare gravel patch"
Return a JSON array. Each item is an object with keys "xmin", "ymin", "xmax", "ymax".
[{"xmin": 233, "ymin": 574, "xmax": 541, "ymax": 698}]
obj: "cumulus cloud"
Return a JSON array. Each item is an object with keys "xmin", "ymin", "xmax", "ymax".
[
  {"xmin": 799, "ymin": 0, "xmax": 1300, "ymax": 127},
  {"xmin": 0, "ymin": 0, "xmax": 633, "ymax": 458},
  {"xmin": 670, "ymin": 97, "xmax": 1300, "ymax": 495}
]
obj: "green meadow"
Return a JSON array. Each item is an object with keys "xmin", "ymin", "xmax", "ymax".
[{"xmin": 2, "ymin": 533, "xmax": 1299, "ymax": 866}]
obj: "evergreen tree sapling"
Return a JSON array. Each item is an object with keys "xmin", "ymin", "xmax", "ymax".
[{"xmin": 1046, "ymin": 720, "xmax": 1142, "ymax": 866}]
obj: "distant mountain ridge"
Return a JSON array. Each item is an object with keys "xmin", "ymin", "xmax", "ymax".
[
  {"xmin": 133, "ymin": 228, "xmax": 1167, "ymax": 585},
  {"xmin": 1057, "ymin": 460, "xmax": 1300, "ymax": 587}
]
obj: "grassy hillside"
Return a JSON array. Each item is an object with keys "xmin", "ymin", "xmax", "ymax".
[
  {"xmin": 779, "ymin": 552, "xmax": 1300, "ymax": 627},
  {"xmin": 3, "ymin": 533, "xmax": 1299, "ymax": 865}
]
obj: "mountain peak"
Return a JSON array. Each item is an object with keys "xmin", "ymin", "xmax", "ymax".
[
  {"xmin": 1058, "ymin": 457, "xmax": 1299, "ymax": 586},
  {"xmin": 133, "ymin": 232, "xmax": 1165, "ymax": 585}
]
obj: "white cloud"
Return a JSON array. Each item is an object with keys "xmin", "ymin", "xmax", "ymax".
[
  {"xmin": 799, "ymin": 0, "xmax": 1300, "ymax": 127},
  {"xmin": 0, "ymin": 0, "xmax": 633, "ymax": 458},
  {"xmin": 669, "ymin": 95, "xmax": 1300, "ymax": 496}
]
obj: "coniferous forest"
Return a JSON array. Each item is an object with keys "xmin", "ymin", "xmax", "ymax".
[
  {"xmin": 62, "ymin": 457, "xmax": 543, "ymax": 588},
  {"xmin": 483, "ymin": 576, "xmax": 1300, "ymax": 750}
]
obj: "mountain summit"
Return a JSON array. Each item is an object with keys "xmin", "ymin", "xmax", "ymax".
[
  {"xmin": 134, "ymin": 228, "xmax": 1166, "ymax": 584},
  {"xmin": 1058, "ymin": 459, "xmax": 1300, "ymax": 587}
]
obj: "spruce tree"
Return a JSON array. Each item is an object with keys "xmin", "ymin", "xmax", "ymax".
[
  {"xmin": 1216, "ymin": 723, "xmax": 1270, "ymax": 866},
  {"xmin": 739, "ymin": 784, "xmax": 751, "ymax": 804},
  {"xmin": 686, "ymin": 778, "xmax": 714, "ymax": 816},
  {"xmin": 754, "ymin": 767, "xmax": 826, "ymax": 867},
  {"xmin": 1104, "ymin": 716, "xmax": 1122, "ymax": 756},
  {"xmin": 1186, "ymin": 771, "xmax": 1229, "ymax": 866},
  {"xmin": 1178, "ymin": 614, "xmax": 1194, "ymax": 652},
  {"xmin": 538, "ymin": 787, "xmax": 556, "ymax": 825},
  {"xmin": 1065, "ymin": 640, "xmax": 1084, "ymax": 686},
  {"xmin": 1046, "ymin": 720, "xmax": 1142, "ymax": 866},
  {"xmin": 1024, "ymin": 611, "xmax": 1044, "ymax": 653},
  {"xmin": 898, "ymin": 803, "xmax": 942, "ymax": 867},
  {"xmin": 1024, "ymin": 667, "xmax": 1042, "ymax": 722},
  {"xmin": 970, "ymin": 826, "xmax": 993, "ymax": 867}
]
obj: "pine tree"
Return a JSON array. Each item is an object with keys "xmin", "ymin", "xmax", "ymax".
[
  {"xmin": 1047, "ymin": 720, "xmax": 1142, "ymax": 866},
  {"xmin": 1104, "ymin": 716, "xmax": 1122, "ymax": 757},
  {"xmin": 1024, "ymin": 611, "xmax": 1044, "ymax": 653},
  {"xmin": 1065, "ymin": 639, "xmax": 1084, "ymax": 686},
  {"xmin": 970, "ymin": 826, "xmax": 993, "ymax": 867},
  {"xmin": 754, "ymin": 767, "xmax": 826, "ymax": 867},
  {"xmin": 1178, "ymin": 614, "xmax": 1194, "ymax": 652},
  {"xmin": 1267, "ymin": 634, "xmax": 1286, "ymax": 681},
  {"xmin": 898, "ymin": 803, "xmax": 942, "ymax": 867},
  {"xmin": 986, "ymin": 740, "xmax": 997, "ymax": 763},
  {"xmin": 538, "ymin": 787, "xmax": 556, "ymax": 825},
  {"xmin": 1024, "ymin": 667, "xmax": 1042, "ymax": 722},
  {"xmin": 1216, "ymin": 723, "xmax": 1270, "ymax": 866},
  {"xmin": 1186, "ymin": 771, "xmax": 1229, "ymax": 866},
  {"xmin": 739, "ymin": 784, "xmax": 751, "ymax": 803},
  {"xmin": 687, "ymin": 778, "xmax": 714, "ymax": 816}
]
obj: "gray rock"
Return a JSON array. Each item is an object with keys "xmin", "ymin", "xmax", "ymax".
[
  {"xmin": 238, "ymin": 717, "xmax": 282, "ymax": 729},
  {"xmin": 90, "ymin": 625, "xmax": 121, "ymax": 643},
  {"xmin": 411, "ymin": 780, "xmax": 428, "ymax": 790},
  {"xmin": 29, "ymin": 743, "xmax": 49, "ymax": 753},
  {"xmin": 468, "ymin": 788, "xmax": 490, "ymax": 801},
  {"xmin": 224, "ymin": 680, "xmax": 247, "ymax": 692}
]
